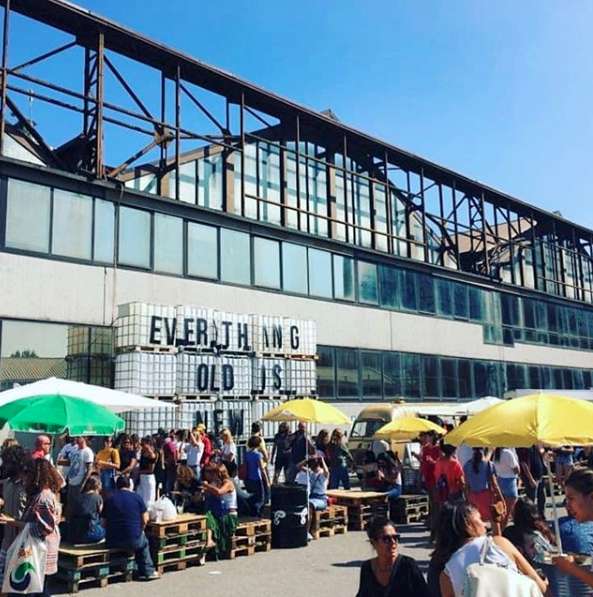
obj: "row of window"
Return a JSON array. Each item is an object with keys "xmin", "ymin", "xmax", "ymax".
[
  {"xmin": 4, "ymin": 177, "xmax": 593, "ymax": 352},
  {"xmin": 316, "ymin": 345, "xmax": 593, "ymax": 402}
]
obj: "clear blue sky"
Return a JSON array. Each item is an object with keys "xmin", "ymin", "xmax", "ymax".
[{"xmin": 9, "ymin": 0, "xmax": 593, "ymax": 230}]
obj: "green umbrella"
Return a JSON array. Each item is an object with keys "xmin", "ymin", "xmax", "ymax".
[{"xmin": 0, "ymin": 394, "xmax": 125, "ymax": 435}]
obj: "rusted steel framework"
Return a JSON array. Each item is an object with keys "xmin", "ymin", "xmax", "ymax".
[{"xmin": 1, "ymin": 0, "xmax": 593, "ymax": 303}]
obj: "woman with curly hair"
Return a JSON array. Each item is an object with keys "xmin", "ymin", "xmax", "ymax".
[
  {"xmin": 327, "ymin": 429, "xmax": 354, "ymax": 490},
  {"xmin": 201, "ymin": 463, "xmax": 237, "ymax": 558},
  {"xmin": 0, "ymin": 444, "xmax": 30, "ymax": 587},
  {"xmin": 175, "ymin": 464, "xmax": 202, "ymax": 513},
  {"xmin": 0, "ymin": 458, "xmax": 62, "ymax": 597}
]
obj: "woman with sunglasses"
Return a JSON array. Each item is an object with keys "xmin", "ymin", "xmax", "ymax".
[{"xmin": 356, "ymin": 516, "xmax": 430, "ymax": 597}]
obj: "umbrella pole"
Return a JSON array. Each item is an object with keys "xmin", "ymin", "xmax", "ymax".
[{"xmin": 545, "ymin": 454, "xmax": 563, "ymax": 555}]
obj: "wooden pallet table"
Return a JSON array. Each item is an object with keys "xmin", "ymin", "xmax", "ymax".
[
  {"xmin": 327, "ymin": 490, "xmax": 389, "ymax": 531},
  {"xmin": 391, "ymin": 494, "xmax": 429, "ymax": 525},
  {"xmin": 56, "ymin": 543, "xmax": 135, "ymax": 593}
]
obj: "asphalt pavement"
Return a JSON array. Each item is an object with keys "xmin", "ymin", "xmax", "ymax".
[{"xmin": 56, "ymin": 521, "xmax": 433, "ymax": 597}]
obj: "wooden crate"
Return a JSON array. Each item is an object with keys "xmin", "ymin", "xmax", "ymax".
[{"xmin": 145, "ymin": 513, "xmax": 207, "ymax": 539}]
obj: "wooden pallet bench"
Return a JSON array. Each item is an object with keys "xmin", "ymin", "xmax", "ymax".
[
  {"xmin": 145, "ymin": 513, "xmax": 207, "ymax": 539},
  {"xmin": 56, "ymin": 543, "xmax": 135, "ymax": 593},
  {"xmin": 151, "ymin": 540, "xmax": 206, "ymax": 566},
  {"xmin": 327, "ymin": 490, "xmax": 389, "ymax": 531}
]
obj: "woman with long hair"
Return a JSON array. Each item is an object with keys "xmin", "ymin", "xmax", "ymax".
[
  {"xmin": 356, "ymin": 516, "xmax": 430, "ymax": 597},
  {"xmin": 218, "ymin": 429, "xmax": 237, "ymax": 478},
  {"xmin": 315, "ymin": 429, "xmax": 330, "ymax": 464},
  {"xmin": 137, "ymin": 436, "xmax": 157, "ymax": 506},
  {"xmin": 492, "ymin": 447, "xmax": 520, "ymax": 531},
  {"xmin": 503, "ymin": 498, "xmax": 556, "ymax": 565},
  {"xmin": 430, "ymin": 502, "xmax": 548, "ymax": 597},
  {"xmin": 69, "ymin": 475, "xmax": 105, "ymax": 544},
  {"xmin": 175, "ymin": 464, "xmax": 202, "ymax": 513},
  {"xmin": 0, "ymin": 459, "xmax": 63, "ymax": 597},
  {"xmin": 0, "ymin": 444, "xmax": 29, "ymax": 588},
  {"xmin": 202, "ymin": 463, "xmax": 238, "ymax": 558},
  {"xmin": 463, "ymin": 448, "xmax": 505, "ymax": 535},
  {"xmin": 328, "ymin": 428, "xmax": 354, "ymax": 490}
]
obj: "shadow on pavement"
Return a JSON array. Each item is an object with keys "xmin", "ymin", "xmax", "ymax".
[{"xmin": 332, "ymin": 560, "xmax": 366, "ymax": 568}]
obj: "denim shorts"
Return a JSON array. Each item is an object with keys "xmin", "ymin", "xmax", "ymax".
[
  {"xmin": 555, "ymin": 453, "xmax": 574, "ymax": 467},
  {"xmin": 497, "ymin": 476, "xmax": 518, "ymax": 499}
]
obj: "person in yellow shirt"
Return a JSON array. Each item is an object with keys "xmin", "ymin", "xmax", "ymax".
[{"xmin": 96, "ymin": 436, "xmax": 121, "ymax": 498}]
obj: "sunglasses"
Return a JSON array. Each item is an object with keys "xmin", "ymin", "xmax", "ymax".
[{"xmin": 379, "ymin": 534, "xmax": 400, "ymax": 544}]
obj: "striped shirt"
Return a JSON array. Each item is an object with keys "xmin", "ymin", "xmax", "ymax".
[{"xmin": 23, "ymin": 489, "xmax": 61, "ymax": 575}]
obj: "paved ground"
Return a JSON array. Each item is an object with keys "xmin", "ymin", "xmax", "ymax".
[{"xmin": 54, "ymin": 521, "xmax": 433, "ymax": 597}]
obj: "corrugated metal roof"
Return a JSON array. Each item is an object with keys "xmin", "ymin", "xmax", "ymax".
[{"xmin": 0, "ymin": 358, "xmax": 67, "ymax": 385}]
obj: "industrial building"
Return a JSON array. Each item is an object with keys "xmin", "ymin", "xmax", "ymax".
[{"xmin": 1, "ymin": 0, "xmax": 592, "ymax": 424}]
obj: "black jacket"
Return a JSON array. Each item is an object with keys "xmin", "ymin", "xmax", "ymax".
[{"xmin": 356, "ymin": 555, "xmax": 431, "ymax": 597}]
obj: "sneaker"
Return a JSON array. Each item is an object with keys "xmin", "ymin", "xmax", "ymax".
[
  {"xmin": 307, "ymin": 533, "xmax": 313, "ymax": 542},
  {"xmin": 142, "ymin": 571, "xmax": 160, "ymax": 581}
]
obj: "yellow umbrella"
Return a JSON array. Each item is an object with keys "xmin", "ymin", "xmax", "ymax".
[
  {"xmin": 445, "ymin": 392, "xmax": 593, "ymax": 554},
  {"xmin": 262, "ymin": 398, "xmax": 350, "ymax": 425},
  {"xmin": 373, "ymin": 417, "xmax": 447, "ymax": 441},
  {"xmin": 445, "ymin": 393, "xmax": 593, "ymax": 448}
]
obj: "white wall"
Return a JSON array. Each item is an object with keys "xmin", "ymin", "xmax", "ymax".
[{"xmin": 1, "ymin": 252, "xmax": 592, "ymax": 369}]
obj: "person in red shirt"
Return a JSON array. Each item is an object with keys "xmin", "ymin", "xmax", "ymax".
[
  {"xmin": 31, "ymin": 435, "xmax": 52, "ymax": 462},
  {"xmin": 198, "ymin": 424, "xmax": 212, "ymax": 469},
  {"xmin": 417, "ymin": 431, "xmax": 442, "ymax": 539}
]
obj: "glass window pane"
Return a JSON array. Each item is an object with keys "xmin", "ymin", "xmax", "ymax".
[
  {"xmin": 308, "ymin": 248, "xmax": 332, "ymax": 298},
  {"xmin": 188, "ymin": 222, "xmax": 218, "ymax": 279},
  {"xmin": 221, "ymin": 228, "xmax": 251, "ymax": 285},
  {"xmin": 254, "ymin": 237, "xmax": 280, "ymax": 289},
  {"xmin": 1, "ymin": 321, "xmax": 113, "ymax": 390},
  {"xmin": 118, "ymin": 206, "xmax": 151, "ymax": 268},
  {"xmin": 418, "ymin": 273, "xmax": 435, "ymax": 313},
  {"xmin": 401, "ymin": 270, "xmax": 418, "ymax": 311},
  {"xmin": 6, "ymin": 179, "xmax": 50, "ymax": 252},
  {"xmin": 453, "ymin": 283, "xmax": 469, "ymax": 319},
  {"xmin": 437, "ymin": 279, "xmax": 454, "ymax": 317},
  {"xmin": 469, "ymin": 287, "xmax": 484, "ymax": 322},
  {"xmin": 317, "ymin": 346, "xmax": 335, "ymax": 399},
  {"xmin": 402, "ymin": 353, "xmax": 421, "ymax": 398},
  {"xmin": 380, "ymin": 266, "xmax": 400, "ymax": 309},
  {"xmin": 423, "ymin": 356, "xmax": 440, "ymax": 398},
  {"xmin": 337, "ymin": 348, "xmax": 359, "ymax": 399},
  {"xmin": 333, "ymin": 255, "xmax": 355, "ymax": 301},
  {"xmin": 458, "ymin": 360, "xmax": 472, "ymax": 398},
  {"xmin": 94, "ymin": 199, "xmax": 115, "ymax": 263},
  {"xmin": 441, "ymin": 358, "xmax": 457, "ymax": 398},
  {"xmin": 282, "ymin": 242, "xmax": 308, "ymax": 294},
  {"xmin": 154, "ymin": 213, "xmax": 183, "ymax": 274},
  {"xmin": 358, "ymin": 261, "xmax": 378, "ymax": 304},
  {"xmin": 383, "ymin": 353, "xmax": 402, "ymax": 399},
  {"xmin": 52, "ymin": 189, "xmax": 93, "ymax": 259},
  {"xmin": 361, "ymin": 351, "xmax": 382, "ymax": 399}
]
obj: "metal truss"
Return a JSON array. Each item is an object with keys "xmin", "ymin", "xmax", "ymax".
[{"xmin": 1, "ymin": 0, "xmax": 593, "ymax": 304}]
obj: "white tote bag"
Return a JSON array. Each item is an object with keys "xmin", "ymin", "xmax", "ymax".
[
  {"xmin": 2, "ymin": 525, "xmax": 47, "ymax": 594},
  {"xmin": 463, "ymin": 537, "xmax": 542, "ymax": 597}
]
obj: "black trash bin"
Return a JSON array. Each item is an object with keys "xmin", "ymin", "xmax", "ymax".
[{"xmin": 271, "ymin": 484, "xmax": 308, "ymax": 549}]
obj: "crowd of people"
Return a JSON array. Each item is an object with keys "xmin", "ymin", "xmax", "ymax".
[
  {"xmin": 356, "ymin": 431, "xmax": 593, "ymax": 597},
  {"xmin": 0, "ymin": 419, "xmax": 358, "ymax": 595}
]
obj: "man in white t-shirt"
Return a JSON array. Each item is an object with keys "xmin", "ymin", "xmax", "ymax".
[{"xmin": 66, "ymin": 436, "xmax": 94, "ymax": 520}]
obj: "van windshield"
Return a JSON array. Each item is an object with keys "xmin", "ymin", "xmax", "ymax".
[{"xmin": 350, "ymin": 419, "xmax": 386, "ymax": 438}]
